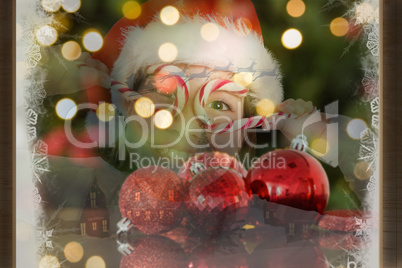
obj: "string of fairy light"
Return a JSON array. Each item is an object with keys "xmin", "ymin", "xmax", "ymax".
[{"xmin": 32, "ymin": 1, "xmax": 378, "ymax": 265}]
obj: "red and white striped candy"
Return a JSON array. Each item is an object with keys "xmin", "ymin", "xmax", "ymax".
[
  {"xmin": 105, "ymin": 62, "xmax": 318, "ymax": 134},
  {"xmin": 146, "ymin": 64, "xmax": 189, "ymax": 116},
  {"xmin": 194, "ymin": 79, "xmax": 248, "ymax": 125}
]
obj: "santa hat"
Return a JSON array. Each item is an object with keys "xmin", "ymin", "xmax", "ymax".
[{"xmin": 91, "ymin": 0, "xmax": 283, "ymax": 107}]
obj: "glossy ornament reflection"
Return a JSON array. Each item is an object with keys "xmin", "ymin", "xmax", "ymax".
[
  {"xmin": 120, "ymin": 236, "xmax": 186, "ymax": 268},
  {"xmin": 246, "ymin": 149, "xmax": 329, "ymax": 214}
]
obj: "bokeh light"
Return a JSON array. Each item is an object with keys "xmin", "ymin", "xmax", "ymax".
[
  {"xmin": 36, "ymin": 25, "xmax": 58, "ymax": 46},
  {"xmin": 256, "ymin": 99, "xmax": 275, "ymax": 117},
  {"xmin": 64, "ymin": 241, "xmax": 84, "ymax": 263},
  {"xmin": 41, "ymin": 0, "xmax": 61, "ymax": 12},
  {"xmin": 353, "ymin": 161, "xmax": 373, "ymax": 180},
  {"xmin": 153, "ymin": 73, "xmax": 178, "ymax": 95},
  {"xmin": 158, "ymin": 42, "xmax": 178, "ymax": 62},
  {"xmin": 56, "ymin": 98, "xmax": 78, "ymax": 120},
  {"xmin": 61, "ymin": 41, "xmax": 82, "ymax": 61},
  {"xmin": 160, "ymin": 5, "xmax": 180, "ymax": 25},
  {"xmin": 310, "ymin": 138, "xmax": 329, "ymax": 157},
  {"xmin": 201, "ymin": 23, "xmax": 220, "ymax": 42},
  {"xmin": 86, "ymin": 256, "xmax": 106, "ymax": 268},
  {"xmin": 61, "ymin": 0, "xmax": 81, "ymax": 13},
  {"xmin": 39, "ymin": 255, "xmax": 60, "ymax": 268},
  {"xmin": 286, "ymin": 0, "xmax": 306, "ymax": 18},
  {"xmin": 233, "ymin": 72, "xmax": 253, "ymax": 87},
  {"xmin": 96, "ymin": 102, "xmax": 115, "ymax": 122},
  {"xmin": 122, "ymin": 1, "xmax": 142, "ymax": 20},
  {"xmin": 355, "ymin": 3, "xmax": 375, "ymax": 24},
  {"xmin": 135, "ymin": 97, "xmax": 155, "ymax": 118},
  {"xmin": 154, "ymin": 109, "xmax": 173, "ymax": 129},
  {"xmin": 346, "ymin": 118, "xmax": 368, "ymax": 140},
  {"xmin": 281, "ymin": 28, "xmax": 302, "ymax": 49},
  {"xmin": 83, "ymin": 31, "xmax": 103, "ymax": 52},
  {"xmin": 16, "ymin": 221, "xmax": 32, "ymax": 241},
  {"xmin": 16, "ymin": 23, "xmax": 23, "ymax": 41},
  {"xmin": 330, "ymin": 17, "xmax": 349, "ymax": 37}
]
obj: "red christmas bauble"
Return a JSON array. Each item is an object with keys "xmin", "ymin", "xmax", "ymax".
[
  {"xmin": 119, "ymin": 166, "xmax": 187, "ymax": 235},
  {"xmin": 186, "ymin": 167, "xmax": 249, "ymax": 237},
  {"xmin": 246, "ymin": 149, "xmax": 329, "ymax": 214},
  {"xmin": 178, "ymin": 151, "xmax": 247, "ymax": 183},
  {"xmin": 120, "ymin": 236, "xmax": 186, "ymax": 268}
]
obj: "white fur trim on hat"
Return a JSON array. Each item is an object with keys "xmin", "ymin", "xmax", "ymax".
[{"xmin": 111, "ymin": 15, "xmax": 283, "ymax": 106}]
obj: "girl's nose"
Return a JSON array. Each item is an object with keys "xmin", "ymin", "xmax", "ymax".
[{"xmin": 169, "ymin": 105, "xmax": 207, "ymax": 149}]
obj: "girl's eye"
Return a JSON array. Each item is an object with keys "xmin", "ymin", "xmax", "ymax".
[{"xmin": 207, "ymin": 101, "xmax": 231, "ymax": 111}]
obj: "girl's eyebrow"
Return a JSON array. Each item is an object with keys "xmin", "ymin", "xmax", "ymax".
[{"xmin": 209, "ymin": 90, "xmax": 244, "ymax": 100}]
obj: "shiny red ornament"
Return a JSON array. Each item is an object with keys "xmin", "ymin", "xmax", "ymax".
[
  {"xmin": 246, "ymin": 149, "xmax": 329, "ymax": 214},
  {"xmin": 120, "ymin": 236, "xmax": 186, "ymax": 268},
  {"xmin": 119, "ymin": 166, "xmax": 187, "ymax": 235},
  {"xmin": 186, "ymin": 167, "xmax": 249, "ymax": 237},
  {"xmin": 178, "ymin": 151, "xmax": 247, "ymax": 183}
]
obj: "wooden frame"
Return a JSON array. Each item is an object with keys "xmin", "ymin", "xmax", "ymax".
[{"xmin": 1, "ymin": 0, "xmax": 401, "ymax": 267}]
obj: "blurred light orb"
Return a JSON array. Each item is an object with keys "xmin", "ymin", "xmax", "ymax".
[
  {"xmin": 286, "ymin": 0, "xmax": 306, "ymax": 18},
  {"xmin": 41, "ymin": 0, "xmax": 61, "ymax": 12},
  {"xmin": 160, "ymin": 5, "xmax": 180, "ymax": 25},
  {"xmin": 56, "ymin": 98, "xmax": 77, "ymax": 120},
  {"xmin": 353, "ymin": 161, "xmax": 373, "ymax": 180},
  {"xmin": 16, "ymin": 221, "xmax": 32, "ymax": 241},
  {"xmin": 16, "ymin": 23, "xmax": 23, "ymax": 41},
  {"xmin": 256, "ymin": 98, "xmax": 275, "ymax": 117},
  {"xmin": 201, "ymin": 23, "xmax": 220, "ymax": 42},
  {"xmin": 61, "ymin": 41, "xmax": 82, "ymax": 61},
  {"xmin": 310, "ymin": 138, "xmax": 329, "ymax": 157},
  {"xmin": 123, "ymin": 1, "xmax": 142, "ymax": 20},
  {"xmin": 154, "ymin": 109, "xmax": 173, "ymax": 129},
  {"xmin": 355, "ymin": 3, "xmax": 375, "ymax": 24},
  {"xmin": 86, "ymin": 256, "xmax": 106, "ymax": 268},
  {"xmin": 64, "ymin": 241, "xmax": 84, "ymax": 263},
  {"xmin": 330, "ymin": 17, "xmax": 349, "ymax": 37},
  {"xmin": 83, "ymin": 31, "xmax": 103, "ymax": 52},
  {"xmin": 281, "ymin": 28, "xmax": 302, "ymax": 49},
  {"xmin": 346, "ymin": 118, "xmax": 368, "ymax": 140},
  {"xmin": 135, "ymin": 97, "xmax": 155, "ymax": 118},
  {"xmin": 158, "ymin": 42, "xmax": 178, "ymax": 62},
  {"xmin": 39, "ymin": 255, "xmax": 60, "ymax": 268},
  {"xmin": 61, "ymin": 0, "xmax": 81, "ymax": 13},
  {"xmin": 233, "ymin": 72, "xmax": 253, "ymax": 87},
  {"xmin": 96, "ymin": 102, "xmax": 116, "ymax": 122},
  {"xmin": 36, "ymin": 25, "xmax": 58, "ymax": 46}
]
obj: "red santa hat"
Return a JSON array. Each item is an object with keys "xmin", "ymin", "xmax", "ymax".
[{"xmin": 92, "ymin": 0, "xmax": 283, "ymax": 107}]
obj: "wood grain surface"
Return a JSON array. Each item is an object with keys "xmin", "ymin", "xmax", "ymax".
[
  {"xmin": 0, "ymin": 0, "xmax": 14, "ymax": 267},
  {"xmin": 0, "ymin": 0, "xmax": 400, "ymax": 267},
  {"xmin": 382, "ymin": 0, "xmax": 401, "ymax": 267}
]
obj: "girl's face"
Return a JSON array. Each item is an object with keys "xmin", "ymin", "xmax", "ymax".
[{"xmin": 124, "ymin": 64, "xmax": 246, "ymax": 165}]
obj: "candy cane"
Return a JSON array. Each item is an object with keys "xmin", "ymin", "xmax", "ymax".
[
  {"xmin": 78, "ymin": 60, "xmax": 318, "ymax": 134},
  {"xmin": 194, "ymin": 79, "xmax": 249, "ymax": 125},
  {"xmin": 194, "ymin": 78, "xmax": 317, "ymax": 133},
  {"xmin": 207, "ymin": 108, "xmax": 317, "ymax": 134},
  {"xmin": 146, "ymin": 64, "xmax": 189, "ymax": 116}
]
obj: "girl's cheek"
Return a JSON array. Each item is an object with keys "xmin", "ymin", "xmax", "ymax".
[{"xmin": 208, "ymin": 132, "xmax": 244, "ymax": 156}]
